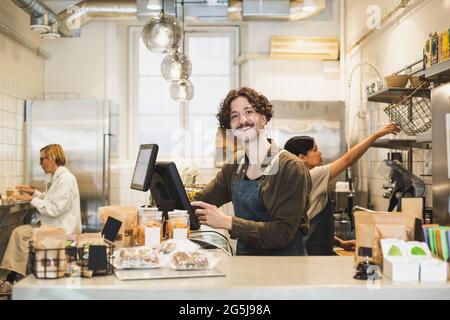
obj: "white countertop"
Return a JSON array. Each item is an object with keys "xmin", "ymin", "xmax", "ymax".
[{"xmin": 12, "ymin": 256, "xmax": 450, "ymax": 300}]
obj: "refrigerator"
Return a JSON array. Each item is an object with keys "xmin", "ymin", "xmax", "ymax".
[
  {"xmin": 25, "ymin": 100, "xmax": 111, "ymax": 232},
  {"xmin": 432, "ymin": 83, "xmax": 450, "ymax": 225}
]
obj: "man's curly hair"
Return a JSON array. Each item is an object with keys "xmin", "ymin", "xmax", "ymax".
[{"xmin": 216, "ymin": 87, "xmax": 273, "ymax": 129}]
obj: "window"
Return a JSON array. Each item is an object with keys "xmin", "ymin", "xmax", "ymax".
[{"xmin": 129, "ymin": 26, "xmax": 239, "ymax": 168}]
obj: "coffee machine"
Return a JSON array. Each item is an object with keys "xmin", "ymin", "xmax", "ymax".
[{"xmin": 378, "ymin": 159, "xmax": 425, "ymax": 211}]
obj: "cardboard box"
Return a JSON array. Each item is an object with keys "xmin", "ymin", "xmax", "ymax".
[
  {"xmin": 419, "ymin": 258, "xmax": 448, "ymax": 282},
  {"xmin": 383, "ymin": 257, "xmax": 420, "ymax": 282},
  {"xmin": 381, "ymin": 239, "xmax": 448, "ymax": 282}
]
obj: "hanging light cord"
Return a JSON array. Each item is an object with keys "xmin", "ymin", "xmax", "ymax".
[
  {"xmin": 182, "ymin": 0, "xmax": 185, "ymax": 54},
  {"xmin": 173, "ymin": 0, "xmax": 184, "ymax": 54}
]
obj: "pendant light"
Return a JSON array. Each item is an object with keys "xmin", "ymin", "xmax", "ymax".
[
  {"xmin": 168, "ymin": 0, "xmax": 194, "ymax": 102},
  {"xmin": 161, "ymin": 0, "xmax": 192, "ymax": 82},
  {"xmin": 170, "ymin": 79, "xmax": 194, "ymax": 102},
  {"xmin": 142, "ymin": 0, "xmax": 183, "ymax": 54},
  {"xmin": 161, "ymin": 50, "xmax": 192, "ymax": 81}
]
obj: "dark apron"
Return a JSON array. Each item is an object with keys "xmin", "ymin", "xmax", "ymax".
[
  {"xmin": 231, "ymin": 154, "xmax": 306, "ymax": 256},
  {"xmin": 303, "ymin": 197, "xmax": 335, "ymax": 256}
]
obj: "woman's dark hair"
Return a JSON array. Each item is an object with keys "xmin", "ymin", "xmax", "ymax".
[
  {"xmin": 216, "ymin": 87, "xmax": 273, "ymax": 129},
  {"xmin": 284, "ymin": 136, "xmax": 315, "ymax": 157}
]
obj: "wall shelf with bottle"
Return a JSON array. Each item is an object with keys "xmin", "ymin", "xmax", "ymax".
[{"xmin": 424, "ymin": 59, "xmax": 450, "ymax": 84}]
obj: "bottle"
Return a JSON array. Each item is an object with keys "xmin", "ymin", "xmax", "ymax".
[
  {"xmin": 166, "ymin": 210, "xmax": 190, "ymax": 240},
  {"xmin": 424, "ymin": 33, "xmax": 432, "ymax": 69},
  {"xmin": 136, "ymin": 207, "xmax": 163, "ymax": 246},
  {"xmin": 431, "ymin": 31, "xmax": 439, "ymax": 65}
]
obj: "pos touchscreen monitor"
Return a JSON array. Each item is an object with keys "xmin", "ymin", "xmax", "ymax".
[
  {"xmin": 130, "ymin": 144, "xmax": 158, "ymax": 191},
  {"xmin": 149, "ymin": 161, "xmax": 200, "ymax": 230}
]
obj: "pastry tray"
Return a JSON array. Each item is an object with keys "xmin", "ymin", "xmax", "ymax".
[{"xmin": 114, "ymin": 267, "xmax": 225, "ymax": 281}]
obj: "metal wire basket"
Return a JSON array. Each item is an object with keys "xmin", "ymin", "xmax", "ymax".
[
  {"xmin": 29, "ymin": 242, "xmax": 114, "ymax": 279},
  {"xmin": 383, "ymin": 82, "xmax": 431, "ymax": 136}
]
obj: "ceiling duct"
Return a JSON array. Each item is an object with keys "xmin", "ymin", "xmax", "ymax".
[
  {"xmin": 12, "ymin": 0, "xmax": 329, "ymax": 39},
  {"xmin": 11, "ymin": 0, "xmax": 59, "ymax": 23},
  {"xmin": 11, "ymin": 0, "xmax": 59, "ymax": 32},
  {"xmin": 242, "ymin": 0, "xmax": 290, "ymax": 20},
  {"xmin": 229, "ymin": 0, "xmax": 327, "ymax": 21},
  {"xmin": 58, "ymin": 0, "xmax": 137, "ymax": 37},
  {"xmin": 30, "ymin": 12, "xmax": 51, "ymax": 33},
  {"xmin": 41, "ymin": 20, "xmax": 61, "ymax": 39},
  {"xmin": 136, "ymin": 0, "xmax": 228, "ymax": 22}
]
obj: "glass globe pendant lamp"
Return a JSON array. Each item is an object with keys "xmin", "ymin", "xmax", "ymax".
[
  {"xmin": 161, "ymin": 50, "xmax": 192, "ymax": 81},
  {"xmin": 170, "ymin": 79, "xmax": 194, "ymax": 102},
  {"xmin": 142, "ymin": 9, "xmax": 182, "ymax": 54}
]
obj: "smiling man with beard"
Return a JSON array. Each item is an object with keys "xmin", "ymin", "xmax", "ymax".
[{"xmin": 191, "ymin": 87, "xmax": 311, "ymax": 256}]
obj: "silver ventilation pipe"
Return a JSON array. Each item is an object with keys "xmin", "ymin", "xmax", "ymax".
[
  {"xmin": 11, "ymin": 0, "xmax": 59, "ymax": 25},
  {"xmin": 58, "ymin": 0, "xmax": 137, "ymax": 37}
]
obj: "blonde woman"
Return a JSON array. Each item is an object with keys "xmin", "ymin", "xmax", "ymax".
[{"xmin": 0, "ymin": 144, "xmax": 81, "ymax": 295}]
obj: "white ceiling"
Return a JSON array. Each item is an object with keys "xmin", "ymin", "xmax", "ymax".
[{"xmin": 42, "ymin": 0, "xmax": 80, "ymax": 14}]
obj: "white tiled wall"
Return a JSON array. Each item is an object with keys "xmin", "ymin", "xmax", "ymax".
[{"xmin": 0, "ymin": 93, "xmax": 25, "ymax": 196}]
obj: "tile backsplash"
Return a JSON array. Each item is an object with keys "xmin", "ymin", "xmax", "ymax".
[{"xmin": 0, "ymin": 93, "xmax": 25, "ymax": 197}]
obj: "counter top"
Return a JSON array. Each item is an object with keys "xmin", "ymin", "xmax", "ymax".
[
  {"xmin": 12, "ymin": 256, "xmax": 450, "ymax": 300},
  {"xmin": 0, "ymin": 201, "xmax": 32, "ymax": 210}
]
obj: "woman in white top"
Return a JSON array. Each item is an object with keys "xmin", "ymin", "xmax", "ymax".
[
  {"xmin": 0, "ymin": 144, "xmax": 81, "ymax": 295},
  {"xmin": 284, "ymin": 124, "xmax": 400, "ymax": 255}
]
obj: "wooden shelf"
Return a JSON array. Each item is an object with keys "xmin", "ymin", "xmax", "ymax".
[
  {"xmin": 367, "ymin": 87, "xmax": 430, "ymax": 103},
  {"xmin": 425, "ymin": 59, "xmax": 450, "ymax": 83},
  {"xmin": 371, "ymin": 138, "xmax": 431, "ymax": 150}
]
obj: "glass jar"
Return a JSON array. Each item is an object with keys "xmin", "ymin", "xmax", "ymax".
[
  {"xmin": 165, "ymin": 210, "xmax": 190, "ymax": 240},
  {"xmin": 136, "ymin": 207, "xmax": 163, "ymax": 246}
]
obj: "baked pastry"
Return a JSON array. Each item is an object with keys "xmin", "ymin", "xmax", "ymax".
[
  {"xmin": 157, "ymin": 242, "xmax": 177, "ymax": 254},
  {"xmin": 115, "ymin": 247, "xmax": 160, "ymax": 269},
  {"xmin": 171, "ymin": 251, "xmax": 209, "ymax": 270}
]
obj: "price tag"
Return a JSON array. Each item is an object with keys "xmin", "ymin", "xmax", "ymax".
[
  {"xmin": 145, "ymin": 227, "xmax": 161, "ymax": 246},
  {"xmin": 173, "ymin": 228, "xmax": 188, "ymax": 239}
]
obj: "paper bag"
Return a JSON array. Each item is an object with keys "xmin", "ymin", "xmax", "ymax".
[
  {"xmin": 98, "ymin": 205, "xmax": 137, "ymax": 247},
  {"xmin": 354, "ymin": 211, "xmax": 416, "ymax": 266},
  {"xmin": 32, "ymin": 226, "xmax": 67, "ymax": 278},
  {"xmin": 76, "ymin": 233, "xmax": 108, "ymax": 278}
]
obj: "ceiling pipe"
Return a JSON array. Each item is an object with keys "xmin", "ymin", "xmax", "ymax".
[
  {"xmin": 11, "ymin": 0, "xmax": 59, "ymax": 24},
  {"xmin": 58, "ymin": 0, "xmax": 138, "ymax": 37}
]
